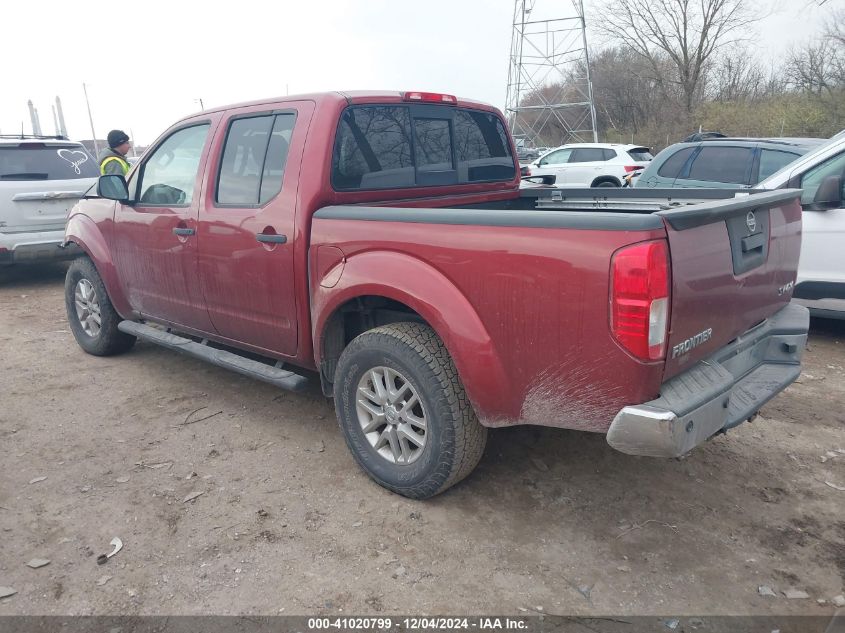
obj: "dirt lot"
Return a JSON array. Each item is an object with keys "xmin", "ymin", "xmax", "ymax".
[{"xmin": 0, "ymin": 263, "xmax": 843, "ymax": 616}]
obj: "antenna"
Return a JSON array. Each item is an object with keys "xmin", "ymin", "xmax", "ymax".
[{"xmin": 504, "ymin": 0, "xmax": 598, "ymax": 148}]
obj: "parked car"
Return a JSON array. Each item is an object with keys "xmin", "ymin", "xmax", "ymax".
[
  {"xmin": 522, "ymin": 143, "xmax": 653, "ymax": 187},
  {"xmin": 636, "ymin": 137, "xmax": 824, "ymax": 189},
  {"xmin": 0, "ymin": 136, "xmax": 95, "ymax": 265},
  {"xmin": 63, "ymin": 91, "xmax": 807, "ymax": 499},
  {"xmin": 516, "ymin": 146, "xmax": 540, "ymax": 163},
  {"xmin": 758, "ymin": 130, "xmax": 845, "ymax": 319}
]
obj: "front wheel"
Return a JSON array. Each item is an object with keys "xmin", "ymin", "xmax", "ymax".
[
  {"xmin": 65, "ymin": 257, "xmax": 136, "ymax": 356},
  {"xmin": 334, "ymin": 322, "xmax": 487, "ymax": 499}
]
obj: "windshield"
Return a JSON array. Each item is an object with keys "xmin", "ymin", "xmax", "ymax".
[
  {"xmin": 759, "ymin": 129, "xmax": 845, "ymax": 188},
  {"xmin": 0, "ymin": 144, "xmax": 98, "ymax": 180}
]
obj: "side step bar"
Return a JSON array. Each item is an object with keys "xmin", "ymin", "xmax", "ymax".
[{"xmin": 118, "ymin": 321, "xmax": 309, "ymax": 393}]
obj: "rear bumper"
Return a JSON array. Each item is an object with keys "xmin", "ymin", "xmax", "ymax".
[
  {"xmin": 0, "ymin": 229, "xmax": 80, "ymax": 264},
  {"xmin": 607, "ymin": 302, "xmax": 809, "ymax": 457}
]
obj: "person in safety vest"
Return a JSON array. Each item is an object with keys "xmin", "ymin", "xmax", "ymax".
[{"xmin": 98, "ymin": 130, "xmax": 132, "ymax": 176}]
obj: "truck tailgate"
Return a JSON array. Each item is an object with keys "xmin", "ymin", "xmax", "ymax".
[{"xmin": 657, "ymin": 190, "xmax": 803, "ymax": 379}]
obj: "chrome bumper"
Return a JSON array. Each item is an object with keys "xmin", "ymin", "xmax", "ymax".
[{"xmin": 607, "ymin": 302, "xmax": 809, "ymax": 457}]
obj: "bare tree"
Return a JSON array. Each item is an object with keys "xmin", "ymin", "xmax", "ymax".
[
  {"xmin": 593, "ymin": 0, "xmax": 763, "ymax": 112},
  {"xmin": 785, "ymin": 39, "xmax": 841, "ymax": 95},
  {"xmin": 709, "ymin": 46, "xmax": 767, "ymax": 102}
]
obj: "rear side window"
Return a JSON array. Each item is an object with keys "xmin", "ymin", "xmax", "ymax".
[
  {"xmin": 685, "ymin": 146, "xmax": 753, "ymax": 184},
  {"xmin": 602, "ymin": 149, "xmax": 617, "ymax": 160},
  {"xmin": 758, "ymin": 149, "xmax": 799, "ymax": 182},
  {"xmin": 657, "ymin": 147, "xmax": 695, "ymax": 178},
  {"xmin": 331, "ymin": 105, "xmax": 514, "ymax": 190},
  {"xmin": 628, "ymin": 148, "xmax": 653, "ymax": 161},
  {"xmin": 0, "ymin": 144, "xmax": 98, "ymax": 180},
  {"xmin": 570, "ymin": 148, "xmax": 606, "ymax": 163},
  {"xmin": 216, "ymin": 112, "xmax": 296, "ymax": 205}
]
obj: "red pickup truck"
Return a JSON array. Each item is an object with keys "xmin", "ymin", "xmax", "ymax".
[{"xmin": 63, "ymin": 91, "xmax": 809, "ymax": 499}]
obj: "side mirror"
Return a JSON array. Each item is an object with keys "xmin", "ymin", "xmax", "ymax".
[
  {"xmin": 811, "ymin": 174, "xmax": 843, "ymax": 210},
  {"xmin": 97, "ymin": 175, "xmax": 129, "ymax": 202}
]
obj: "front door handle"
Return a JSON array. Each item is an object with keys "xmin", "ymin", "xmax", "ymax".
[
  {"xmin": 172, "ymin": 227, "xmax": 195, "ymax": 237},
  {"xmin": 256, "ymin": 233, "xmax": 287, "ymax": 244}
]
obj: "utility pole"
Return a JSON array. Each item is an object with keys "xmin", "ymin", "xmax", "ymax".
[{"xmin": 82, "ymin": 83, "xmax": 99, "ymax": 155}]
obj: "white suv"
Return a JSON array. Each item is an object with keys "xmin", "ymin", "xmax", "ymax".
[
  {"xmin": 758, "ymin": 130, "xmax": 845, "ymax": 319},
  {"xmin": 522, "ymin": 143, "xmax": 653, "ymax": 188},
  {"xmin": 0, "ymin": 136, "xmax": 97, "ymax": 265}
]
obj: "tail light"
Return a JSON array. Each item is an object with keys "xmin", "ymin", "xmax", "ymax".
[
  {"xmin": 623, "ymin": 165, "xmax": 640, "ymax": 173},
  {"xmin": 610, "ymin": 240, "xmax": 670, "ymax": 361},
  {"xmin": 403, "ymin": 91, "xmax": 457, "ymax": 104}
]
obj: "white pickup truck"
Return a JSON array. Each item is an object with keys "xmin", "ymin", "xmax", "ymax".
[{"xmin": 758, "ymin": 130, "xmax": 845, "ymax": 319}]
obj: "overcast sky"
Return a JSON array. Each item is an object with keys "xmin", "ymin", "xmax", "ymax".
[{"xmin": 0, "ymin": 0, "xmax": 837, "ymax": 146}]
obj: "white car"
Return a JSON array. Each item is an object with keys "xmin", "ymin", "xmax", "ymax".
[
  {"xmin": 758, "ymin": 130, "xmax": 845, "ymax": 319},
  {"xmin": 0, "ymin": 136, "xmax": 96, "ymax": 265},
  {"xmin": 522, "ymin": 143, "xmax": 653, "ymax": 188}
]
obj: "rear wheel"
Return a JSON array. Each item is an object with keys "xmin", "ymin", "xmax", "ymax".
[
  {"xmin": 65, "ymin": 257, "xmax": 136, "ymax": 356},
  {"xmin": 334, "ymin": 322, "xmax": 487, "ymax": 499},
  {"xmin": 593, "ymin": 178, "xmax": 620, "ymax": 188}
]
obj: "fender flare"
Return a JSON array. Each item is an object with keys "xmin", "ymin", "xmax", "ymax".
[
  {"xmin": 64, "ymin": 214, "xmax": 132, "ymax": 318},
  {"xmin": 311, "ymin": 250, "xmax": 514, "ymax": 422}
]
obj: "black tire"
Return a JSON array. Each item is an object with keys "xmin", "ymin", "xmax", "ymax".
[
  {"xmin": 593, "ymin": 178, "xmax": 621, "ymax": 188},
  {"xmin": 65, "ymin": 257, "xmax": 136, "ymax": 356},
  {"xmin": 334, "ymin": 322, "xmax": 487, "ymax": 499}
]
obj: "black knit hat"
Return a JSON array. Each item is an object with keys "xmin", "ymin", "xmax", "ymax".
[{"xmin": 107, "ymin": 130, "xmax": 130, "ymax": 148}]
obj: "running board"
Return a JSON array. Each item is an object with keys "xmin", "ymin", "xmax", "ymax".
[{"xmin": 118, "ymin": 321, "xmax": 309, "ymax": 393}]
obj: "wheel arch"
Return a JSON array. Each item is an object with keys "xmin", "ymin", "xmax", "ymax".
[
  {"xmin": 311, "ymin": 250, "xmax": 512, "ymax": 422},
  {"xmin": 64, "ymin": 213, "xmax": 132, "ymax": 318}
]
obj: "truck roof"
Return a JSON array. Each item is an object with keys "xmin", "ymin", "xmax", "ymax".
[{"xmin": 177, "ymin": 91, "xmax": 501, "ymax": 124}]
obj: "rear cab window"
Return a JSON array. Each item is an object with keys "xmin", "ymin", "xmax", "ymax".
[
  {"xmin": 331, "ymin": 105, "xmax": 514, "ymax": 190},
  {"xmin": 0, "ymin": 143, "xmax": 98, "ymax": 181}
]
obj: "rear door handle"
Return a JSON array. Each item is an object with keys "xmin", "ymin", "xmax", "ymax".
[
  {"xmin": 256, "ymin": 233, "xmax": 287, "ymax": 244},
  {"xmin": 172, "ymin": 227, "xmax": 195, "ymax": 237}
]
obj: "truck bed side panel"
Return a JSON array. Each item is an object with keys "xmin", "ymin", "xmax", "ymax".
[{"xmin": 311, "ymin": 209, "xmax": 666, "ymax": 431}]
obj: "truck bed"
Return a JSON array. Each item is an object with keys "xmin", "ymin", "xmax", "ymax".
[{"xmin": 310, "ymin": 188, "xmax": 803, "ymax": 431}]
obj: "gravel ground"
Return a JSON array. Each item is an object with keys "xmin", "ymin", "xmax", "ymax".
[{"xmin": 0, "ymin": 262, "xmax": 843, "ymax": 616}]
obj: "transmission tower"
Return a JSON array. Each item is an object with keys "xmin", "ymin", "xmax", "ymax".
[{"xmin": 505, "ymin": 0, "xmax": 598, "ymax": 148}]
